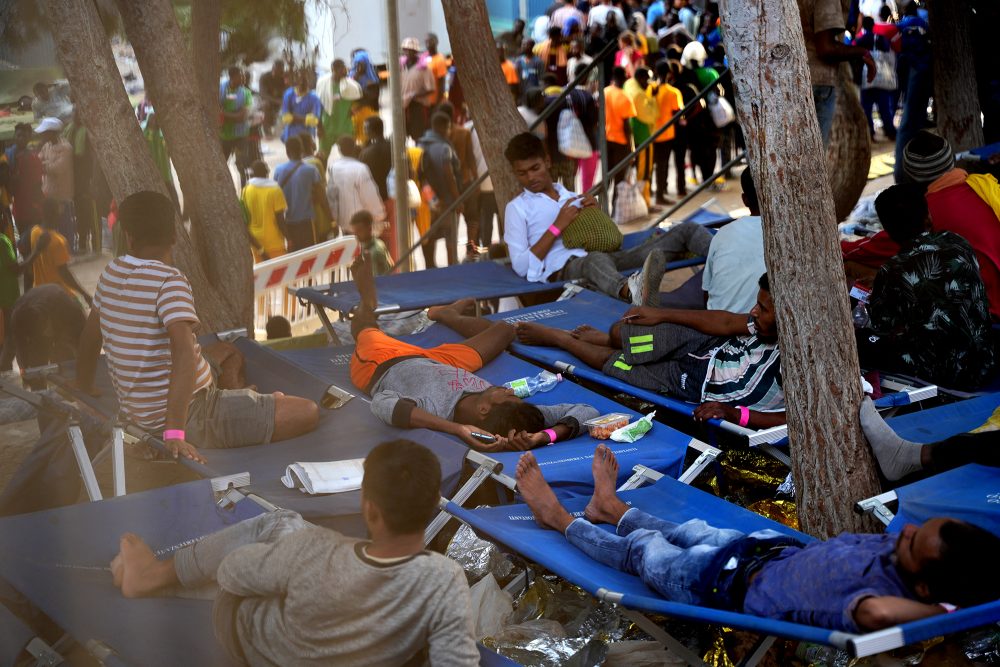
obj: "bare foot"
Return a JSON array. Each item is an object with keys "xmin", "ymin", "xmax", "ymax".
[
  {"xmin": 584, "ymin": 445, "xmax": 629, "ymax": 525},
  {"xmin": 572, "ymin": 325, "xmax": 610, "ymax": 346},
  {"xmin": 351, "ymin": 257, "xmax": 378, "ymax": 311},
  {"xmin": 115, "ymin": 533, "xmax": 178, "ymax": 598},
  {"xmin": 514, "ymin": 321, "xmax": 569, "ymax": 347},
  {"xmin": 427, "ymin": 297, "xmax": 476, "ymax": 322},
  {"xmin": 516, "ymin": 453, "xmax": 574, "ymax": 532}
]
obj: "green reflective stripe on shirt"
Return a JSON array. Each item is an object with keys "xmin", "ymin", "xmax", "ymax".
[
  {"xmin": 630, "ymin": 344, "xmax": 654, "ymax": 354},
  {"xmin": 628, "ymin": 334, "xmax": 654, "ymax": 344},
  {"xmin": 613, "ymin": 359, "xmax": 633, "ymax": 372}
]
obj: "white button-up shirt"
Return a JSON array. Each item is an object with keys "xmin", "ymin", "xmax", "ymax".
[{"xmin": 504, "ymin": 183, "xmax": 587, "ymax": 283}]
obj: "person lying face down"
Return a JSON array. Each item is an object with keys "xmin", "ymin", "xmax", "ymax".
[
  {"xmin": 347, "ymin": 255, "xmax": 599, "ymax": 452},
  {"xmin": 517, "ymin": 444, "xmax": 1000, "ymax": 633},
  {"xmin": 111, "ymin": 439, "xmax": 479, "ymax": 665},
  {"xmin": 515, "ymin": 272, "xmax": 786, "ymax": 430}
]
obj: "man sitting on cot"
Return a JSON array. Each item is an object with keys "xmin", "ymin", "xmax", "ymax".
[
  {"xmin": 75, "ymin": 191, "xmax": 320, "ymax": 464},
  {"xmin": 515, "ymin": 273, "xmax": 785, "ymax": 429},
  {"xmin": 349, "ymin": 255, "xmax": 599, "ymax": 451},
  {"xmin": 111, "ymin": 439, "xmax": 479, "ymax": 665},
  {"xmin": 517, "ymin": 444, "xmax": 1000, "ymax": 632}
]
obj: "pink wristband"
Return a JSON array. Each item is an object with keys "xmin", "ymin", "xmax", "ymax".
[
  {"xmin": 543, "ymin": 428, "xmax": 558, "ymax": 445},
  {"xmin": 737, "ymin": 406, "xmax": 750, "ymax": 428},
  {"xmin": 548, "ymin": 224, "xmax": 562, "ymax": 237},
  {"xmin": 163, "ymin": 429, "xmax": 186, "ymax": 441}
]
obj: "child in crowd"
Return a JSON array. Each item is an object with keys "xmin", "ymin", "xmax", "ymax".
[{"xmin": 350, "ymin": 210, "xmax": 393, "ymax": 277}]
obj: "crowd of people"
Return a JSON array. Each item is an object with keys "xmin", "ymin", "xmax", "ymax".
[{"xmin": 2, "ymin": 0, "xmax": 1000, "ymax": 663}]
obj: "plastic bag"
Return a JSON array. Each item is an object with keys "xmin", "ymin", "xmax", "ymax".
[
  {"xmin": 469, "ymin": 574, "xmax": 513, "ymax": 639},
  {"xmin": 610, "ymin": 412, "xmax": 655, "ymax": 443},
  {"xmin": 612, "ymin": 170, "xmax": 648, "ymax": 225},
  {"xmin": 557, "ymin": 105, "xmax": 593, "ymax": 159}
]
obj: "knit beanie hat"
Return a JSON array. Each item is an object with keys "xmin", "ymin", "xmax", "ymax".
[{"xmin": 902, "ymin": 131, "xmax": 955, "ymax": 183}]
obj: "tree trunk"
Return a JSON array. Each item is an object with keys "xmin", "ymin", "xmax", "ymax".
[
  {"xmin": 827, "ymin": 63, "xmax": 871, "ymax": 221},
  {"xmin": 441, "ymin": 0, "xmax": 527, "ymax": 219},
  {"xmin": 41, "ymin": 0, "xmax": 234, "ymax": 334},
  {"xmin": 929, "ymin": 0, "xmax": 984, "ymax": 152},
  {"xmin": 115, "ymin": 0, "xmax": 253, "ymax": 333},
  {"xmin": 719, "ymin": 0, "xmax": 882, "ymax": 537},
  {"xmin": 191, "ymin": 0, "xmax": 223, "ymax": 124}
]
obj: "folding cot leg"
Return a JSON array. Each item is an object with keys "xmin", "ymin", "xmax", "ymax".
[
  {"xmin": 756, "ymin": 443, "xmax": 791, "ymax": 468},
  {"xmin": 25, "ymin": 636, "xmax": 65, "ymax": 666},
  {"xmin": 424, "ymin": 451, "xmax": 503, "ymax": 545},
  {"xmin": 68, "ymin": 423, "xmax": 102, "ymax": 502},
  {"xmin": 618, "ymin": 464, "xmax": 665, "ymax": 491},
  {"xmin": 112, "ymin": 425, "xmax": 126, "ymax": 497},
  {"xmin": 622, "ymin": 609, "xmax": 709, "ymax": 667},
  {"xmin": 313, "ymin": 305, "xmax": 342, "ymax": 346},
  {"xmin": 735, "ymin": 635, "xmax": 776, "ymax": 667},
  {"xmin": 677, "ymin": 442, "xmax": 722, "ymax": 485}
]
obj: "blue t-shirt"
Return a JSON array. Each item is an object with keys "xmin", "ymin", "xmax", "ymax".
[
  {"xmin": 274, "ymin": 160, "xmax": 321, "ymax": 224},
  {"xmin": 743, "ymin": 533, "xmax": 913, "ymax": 632}
]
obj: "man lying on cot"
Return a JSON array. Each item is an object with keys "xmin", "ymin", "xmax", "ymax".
[
  {"xmin": 515, "ymin": 272, "xmax": 786, "ymax": 429},
  {"xmin": 517, "ymin": 444, "xmax": 1000, "ymax": 632},
  {"xmin": 111, "ymin": 439, "xmax": 478, "ymax": 665},
  {"xmin": 74, "ymin": 191, "xmax": 320, "ymax": 464},
  {"xmin": 349, "ymin": 255, "xmax": 599, "ymax": 451}
]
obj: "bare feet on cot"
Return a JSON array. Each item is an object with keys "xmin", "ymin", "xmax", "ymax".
[
  {"xmin": 571, "ymin": 324, "xmax": 611, "ymax": 346},
  {"xmin": 351, "ymin": 256, "xmax": 378, "ymax": 312},
  {"xmin": 584, "ymin": 445, "xmax": 630, "ymax": 525},
  {"xmin": 427, "ymin": 298, "xmax": 477, "ymax": 322},
  {"xmin": 514, "ymin": 321, "xmax": 570, "ymax": 347},
  {"xmin": 113, "ymin": 533, "xmax": 176, "ymax": 598},
  {"xmin": 516, "ymin": 453, "xmax": 574, "ymax": 532}
]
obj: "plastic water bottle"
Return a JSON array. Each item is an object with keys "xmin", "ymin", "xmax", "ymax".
[
  {"xmin": 504, "ymin": 371, "xmax": 562, "ymax": 398},
  {"xmin": 795, "ymin": 642, "xmax": 841, "ymax": 665},
  {"xmin": 852, "ymin": 301, "xmax": 870, "ymax": 328}
]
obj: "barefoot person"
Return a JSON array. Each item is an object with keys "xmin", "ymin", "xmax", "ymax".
[
  {"xmin": 349, "ymin": 256, "xmax": 598, "ymax": 451},
  {"xmin": 75, "ymin": 191, "xmax": 319, "ymax": 463},
  {"xmin": 515, "ymin": 445, "xmax": 1000, "ymax": 632},
  {"xmin": 111, "ymin": 439, "xmax": 478, "ymax": 665},
  {"xmin": 515, "ymin": 273, "xmax": 786, "ymax": 429}
]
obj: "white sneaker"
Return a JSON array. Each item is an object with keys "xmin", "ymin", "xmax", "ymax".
[{"xmin": 628, "ymin": 250, "xmax": 665, "ymax": 307}]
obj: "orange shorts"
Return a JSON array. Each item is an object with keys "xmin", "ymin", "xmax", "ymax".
[{"xmin": 349, "ymin": 328, "xmax": 484, "ymax": 392}]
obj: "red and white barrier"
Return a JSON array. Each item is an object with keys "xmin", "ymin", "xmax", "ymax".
[{"xmin": 252, "ymin": 236, "xmax": 359, "ymax": 331}]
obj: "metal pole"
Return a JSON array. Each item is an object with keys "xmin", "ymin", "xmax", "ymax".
[
  {"xmin": 597, "ymin": 65, "xmax": 609, "ymax": 215},
  {"xmin": 385, "ymin": 0, "xmax": 412, "ymax": 271}
]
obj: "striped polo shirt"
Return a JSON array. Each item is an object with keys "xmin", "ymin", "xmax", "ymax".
[
  {"xmin": 701, "ymin": 317, "xmax": 784, "ymax": 412},
  {"xmin": 93, "ymin": 256, "xmax": 212, "ymax": 429}
]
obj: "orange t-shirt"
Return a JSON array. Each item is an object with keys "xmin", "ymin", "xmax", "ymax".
[
  {"xmin": 428, "ymin": 53, "xmax": 449, "ymax": 104},
  {"xmin": 30, "ymin": 225, "xmax": 74, "ymax": 294},
  {"xmin": 653, "ymin": 82, "xmax": 684, "ymax": 142},
  {"xmin": 501, "ymin": 60, "xmax": 519, "ymax": 86},
  {"xmin": 604, "ymin": 86, "xmax": 636, "ymax": 146}
]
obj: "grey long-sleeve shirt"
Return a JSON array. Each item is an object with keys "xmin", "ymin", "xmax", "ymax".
[
  {"xmin": 216, "ymin": 526, "xmax": 479, "ymax": 666},
  {"xmin": 369, "ymin": 358, "xmax": 599, "ymax": 436}
]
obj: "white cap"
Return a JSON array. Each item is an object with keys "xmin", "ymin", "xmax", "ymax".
[
  {"xmin": 680, "ymin": 41, "xmax": 708, "ymax": 69},
  {"xmin": 35, "ymin": 117, "xmax": 64, "ymax": 133},
  {"xmin": 401, "ymin": 37, "xmax": 421, "ymax": 51}
]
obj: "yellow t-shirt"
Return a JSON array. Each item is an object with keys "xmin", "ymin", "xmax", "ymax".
[
  {"xmin": 30, "ymin": 225, "xmax": 73, "ymax": 294},
  {"xmin": 242, "ymin": 180, "xmax": 288, "ymax": 260},
  {"xmin": 653, "ymin": 82, "xmax": 684, "ymax": 142}
]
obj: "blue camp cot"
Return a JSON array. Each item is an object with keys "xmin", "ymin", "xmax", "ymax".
[{"xmin": 445, "ymin": 475, "xmax": 1000, "ymax": 664}]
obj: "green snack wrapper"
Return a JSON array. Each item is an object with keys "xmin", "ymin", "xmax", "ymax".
[{"xmin": 610, "ymin": 412, "xmax": 655, "ymax": 443}]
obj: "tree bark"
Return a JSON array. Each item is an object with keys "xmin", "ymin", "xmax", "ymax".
[
  {"xmin": 116, "ymin": 0, "xmax": 253, "ymax": 332},
  {"xmin": 928, "ymin": 0, "xmax": 984, "ymax": 152},
  {"xmin": 827, "ymin": 63, "xmax": 872, "ymax": 221},
  {"xmin": 191, "ymin": 0, "xmax": 223, "ymax": 124},
  {"xmin": 719, "ymin": 0, "xmax": 882, "ymax": 537},
  {"xmin": 441, "ymin": 0, "xmax": 528, "ymax": 219},
  {"xmin": 41, "ymin": 0, "xmax": 236, "ymax": 333}
]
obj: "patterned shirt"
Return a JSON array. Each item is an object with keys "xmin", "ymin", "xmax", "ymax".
[
  {"xmin": 744, "ymin": 533, "xmax": 912, "ymax": 632},
  {"xmin": 93, "ymin": 256, "xmax": 213, "ymax": 429},
  {"xmin": 868, "ymin": 231, "xmax": 996, "ymax": 389},
  {"xmin": 701, "ymin": 317, "xmax": 784, "ymax": 411}
]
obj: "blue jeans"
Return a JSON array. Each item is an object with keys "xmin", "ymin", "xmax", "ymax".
[
  {"xmin": 894, "ymin": 65, "xmax": 933, "ymax": 182},
  {"xmin": 861, "ymin": 88, "xmax": 897, "ymax": 139},
  {"xmin": 812, "ymin": 85, "xmax": 837, "ymax": 146},
  {"xmin": 565, "ymin": 508, "xmax": 786, "ymax": 606}
]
